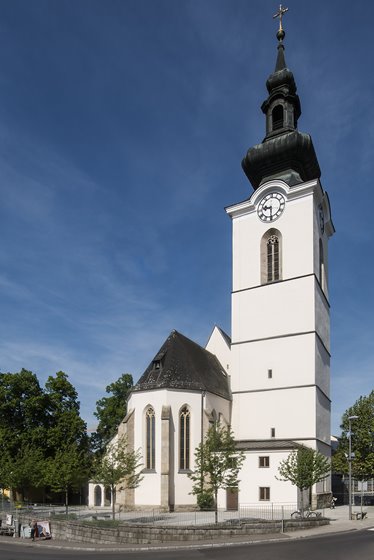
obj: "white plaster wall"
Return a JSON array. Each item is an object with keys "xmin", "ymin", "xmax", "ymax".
[
  {"xmin": 316, "ymin": 389, "xmax": 331, "ymax": 446},
  {"xmin": 236, "ymin": 451, "xmax": 298, "ymax": 505},
  {"xmin": 127, "ymin": 390, "xmax": 166, "ymax": 506},
  {"xmin": 315, "ymin": 337, "xmax": 330, "ymax": 398},
  {"xmin": 232, "ymin": 275, "xmax": 316, "ymax": 343},
  {"xmin": 313, "ymin": 198, "xmax": 330, "ymax": 300},
  {"xmin": 231, "ymin": 386, "xmax": 316, "ymax": 441},
  {"xmin": 231, "ymin": 185, "xmax": 315, "ymax": 292},
  {"xmin": 230, "ymin": 332, "xmax": 316, "ymax": 393},
  {"xmin": 204, "ymin": 392, "xmax": 231, "ymax": 426},
  {"xmin": 314, "ymin": 283, "xmax": 331, "ymax": 353},
  {"xmin": 205, "ymin": 326, "xmax": 231, "ymax": 374},
  {"xmin": 127, "ymin": 388, "xmax": 231, "ymax": 507}
]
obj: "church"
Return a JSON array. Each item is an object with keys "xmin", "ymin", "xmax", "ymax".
[{"xmin": 89, "ymin": 13, "xmax": 334, "ymax": 511}]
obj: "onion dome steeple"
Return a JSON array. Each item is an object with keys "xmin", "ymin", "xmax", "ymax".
[{"xmin": 242, "ymin": 6, "xmax": 321, "ymax": 189}]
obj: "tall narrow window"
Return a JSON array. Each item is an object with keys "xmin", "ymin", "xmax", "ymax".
[
  {"xmin": 319, "ymin": 238, "xmax": 326, "ymax": 292},
  {"xmin": 179, "ymin": 406, "xmax": 190, "ymax": 470},
  {"xmin": 261, "ymin": 229, "xmax": 282, "ymax": 284},
  {"xmin": 145, "ymin": 406, "xmax": 155, "ymax": 470},
  {"xmin": 272, "ymin": 104, "xmax": 284, "ymax": 130},
  {"xmin": 267, "ymin": 235, "xmax": 280, "ymax": 282}
]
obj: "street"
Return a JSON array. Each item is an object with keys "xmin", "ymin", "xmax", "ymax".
[{"xmin": 0, "ymin": 529, "xmax": 373, "ymax": 560}]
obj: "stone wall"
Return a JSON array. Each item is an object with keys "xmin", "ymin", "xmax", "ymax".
[{"xmin": 17, "ymin": 515, "xmax": 329, "ymax": 545}]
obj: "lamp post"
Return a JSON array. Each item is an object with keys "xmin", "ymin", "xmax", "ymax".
[{"xmin": 348, "ymin": 415, "xmax": 359, "ymax": 520}]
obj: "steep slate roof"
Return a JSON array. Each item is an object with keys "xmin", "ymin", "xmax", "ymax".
[{"xmin": 132, "ymin": 330, "xmax": 231, "ymax": 400}]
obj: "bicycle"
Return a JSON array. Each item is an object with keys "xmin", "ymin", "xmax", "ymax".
[{"xmin": 291, "ymin": 507, "xmax": 321, "ymax": 519}]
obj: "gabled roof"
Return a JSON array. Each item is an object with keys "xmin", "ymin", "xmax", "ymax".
[
  {"xmin": 132, "ymin": 330, "xmax": 231, "ymax": 400},
  {"xmin": 215, "ymin": 326, "xmax": 231, "ymax": 348}
]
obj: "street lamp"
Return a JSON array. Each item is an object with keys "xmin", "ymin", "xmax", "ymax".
[{"xmin": 348, "ymin": 415, "xmax": 359, "ymax": 520}]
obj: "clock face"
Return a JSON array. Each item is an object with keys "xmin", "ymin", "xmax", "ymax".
[
  {"xmin": 257, "ymin": 192, "xmax": 285, "ymax": 222},
  {"xmin": 318, "ymin": 205, "xmax": 325, "ymax": 233}
]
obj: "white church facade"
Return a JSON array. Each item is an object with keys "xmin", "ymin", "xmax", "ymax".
[{"xmin": 90, "ymin": 19, "xmax": 334, "ymax": 511}]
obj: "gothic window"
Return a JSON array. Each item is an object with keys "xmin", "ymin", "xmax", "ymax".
[
  {"xmin": 145, "ymin": 406, "xmax": 155, "ymax": 470},
  {"xmin": 272, "ymin": 104, "xmax": 284, "ymax": 130},
  {"xmin": 319, "ymin": 238, "xmax": 326, "ymax": 292},
  {"xmin": 261, "ymin": 229, "xmax": 282, "ymax": 284},
  {"xmin": 179, "ymin": 406, "xmax": 190, "ymax": 471}
]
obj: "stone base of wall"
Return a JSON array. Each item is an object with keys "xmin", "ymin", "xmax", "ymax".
[
  {"xmin": 312, "ymin": 492, "xmax": 332, "ymax": 510},
  {"xmin": 18, "ymin": 514, "xmax": 329, "ymax": 545}
]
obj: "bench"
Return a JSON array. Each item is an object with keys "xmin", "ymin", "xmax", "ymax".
[{"xmin": 351, "ymin": 511, "xmax": 367, "ymax": 520}]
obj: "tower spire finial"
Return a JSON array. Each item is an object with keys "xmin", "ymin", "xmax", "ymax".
[{"xmin": 273, "ymin": 4, "xmax": 288, "ymax": 42}]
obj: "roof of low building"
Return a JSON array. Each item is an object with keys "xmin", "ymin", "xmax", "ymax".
[{"xmin": 236, "ymin": 439, "xmax": 302, "ymax": 451}]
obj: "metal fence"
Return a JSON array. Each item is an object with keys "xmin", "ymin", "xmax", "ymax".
[{"xmin": 0, "ymin": 502, "xmax": 304, "ymax": 526}]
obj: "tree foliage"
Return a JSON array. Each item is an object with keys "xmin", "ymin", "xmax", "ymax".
[
  {"xmin": 277, "ymin": 446, "xmax": 330, "ymax": 513},
  {"xmin": 332, "ymin": 390, "xmax": 374, "ymax": 481},
  {"xmin": 92, "ymin": 373, "xmax": 133, "ymax": 453},
  {"xmin": 188, "ymin": 424, "xmax": 244, "ymax": 524},
  {"xmin": 92, "ymin": 434, "xmax": 143, "ymax": 519},
  {"xmin": 43, "ymin": 372, "xmax": 90, "ymax": 511},
  {"xmin": 0, "ymin": 369, "xmax": 90, "ymax": 504},
  {"xmin": 0, "ymin": 370, "xmax": 46, "ymax": 499}
]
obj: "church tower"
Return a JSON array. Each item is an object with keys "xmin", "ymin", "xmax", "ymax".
[{"xmin": 226, "ymin": 12, "xmax": 335, "ymax": 505}]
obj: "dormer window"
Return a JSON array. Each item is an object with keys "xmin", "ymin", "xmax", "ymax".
[
  {"xmin": 152, "ymin": 351, "xmax": 165, "ymax": 371},
  {"xmin": 272, "ymin": 104, "xmax": 284, "ymax": 131}
]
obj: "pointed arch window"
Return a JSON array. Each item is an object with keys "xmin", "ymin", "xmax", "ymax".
[
  {"xmin": 272, "ymin": 104, "xmax": 284, "ymax": 131},
  {"xmin": 267, "ymin": 235, "xmax": 280, "ymax": 282},
  {"xmin": 261, "ymin": 229, "xmax": 282, "ymax": 284},
  {"xmin": 145, "ymin": 406, "xmax": 155, "ymax": 470},
  {"xmin": 179, "ymin": 406, "xmax": 190, "ymax": 471},
  {"xmin": 319, "ymin": 238, "xmax": 326, "ymax": 293}
]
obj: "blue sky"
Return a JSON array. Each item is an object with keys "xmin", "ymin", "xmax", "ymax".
[{"xmin": 0, "ymin": 0, "xmax": 373, "ymax": 436}]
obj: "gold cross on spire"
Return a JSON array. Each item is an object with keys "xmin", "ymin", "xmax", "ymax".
[{"xmin": 273, "ymin": 4, "xmax": 288, "ymax": 32}]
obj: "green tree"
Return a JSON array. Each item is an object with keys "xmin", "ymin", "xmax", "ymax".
[
  {"xmin": 46, "ymin": 443, "xmax": 90, "ymax": 515},
  {"xmin": 332, "ymin": 391, "xmax": 374, "ymax": 482},
  {"xmin": 0, "ymin": 369, "xmax": 91, "ymax": 505},
  {"xmin": 188, "ymin": 424, "xmax": 245, "ymax": 524},
  {"xmin": 93, "ymin": 434, "xmax": 143, "ymax": 519},
  {"xmin": 44, "ymin": 371, "xmax": 90, "ymax": 509},
  {"xmin": 92, "ymin": 373, "xmax": 133, "ymax": 453},
  {"xmin": 0, "ymin": 370, "xmax": 47, "ymax": 500},
  {"xmin": 277, "ymin": 446, "xmax": 330, "ymax": 514}
]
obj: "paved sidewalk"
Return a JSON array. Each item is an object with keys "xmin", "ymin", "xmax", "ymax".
[{"xmin": 1, "ymin": 506, "xmax": 373, "ymax": 552}]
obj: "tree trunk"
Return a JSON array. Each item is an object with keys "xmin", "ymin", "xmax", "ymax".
[
  {"xmin": 300, "ymin": 488, "xmax": 305, "ymax": 517},
  {"xmin": 65, "ymin": 487, "xmax": 69, "ymax": 516},
  {"xmin": 111, "ymin": 485, "xmax": 116, "ymax": 520},
  {"xmin": 214, "ymin": 489, "xmax": 218, "ymax": 524}
]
